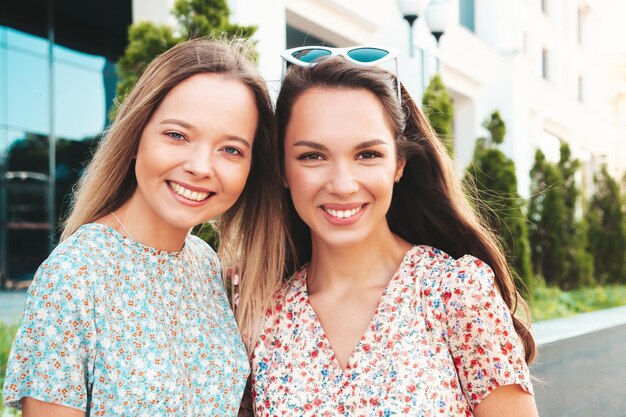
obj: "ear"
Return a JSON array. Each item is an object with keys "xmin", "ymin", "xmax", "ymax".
[{"xmin": 394, "ymin": 158, "xmax": 406, "ymax": 183}]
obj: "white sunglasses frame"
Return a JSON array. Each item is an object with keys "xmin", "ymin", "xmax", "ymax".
[{"xmin": 280, "ymin": 46, "xmax": 402, "ymax": 101}]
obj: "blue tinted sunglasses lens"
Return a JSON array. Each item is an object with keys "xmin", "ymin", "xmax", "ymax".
[
  {"xmin": 346, "ymin": 48, "xmax": 389, "ymax": 63},
  {"xmin": 292, "ymin": 48, "xmax": 333, "ymax": 63}
]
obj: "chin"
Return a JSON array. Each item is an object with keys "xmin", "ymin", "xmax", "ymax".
[
  {"xmin": 315, "ymin": 230, "xmax": 370, "ymax": 248},
  {"xmin": 160, "ymin": 212, "xmax": 203, "ymax": 232}
]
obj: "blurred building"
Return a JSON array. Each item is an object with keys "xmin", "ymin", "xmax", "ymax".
[
  {"xmin": 0, "ymin": 0, "xmax": 131, "ymax": 286},
  {"xmin": 1, "ymin": 0, "xmax": 624, "ymax": 286},
  {"xmin": 231, "ymin": 0, "xmax": 625, "ymax": 196}
]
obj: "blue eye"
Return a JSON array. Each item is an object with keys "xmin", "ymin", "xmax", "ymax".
[
  {"xmin": 166, "ymin": 131, "xmax": 186, "ymax": 141},
  {"xmin": 223, "ymin": 146, "xmax": 243, "ymax": 156}
]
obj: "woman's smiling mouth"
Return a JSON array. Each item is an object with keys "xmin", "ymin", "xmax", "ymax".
[{"xmin": 167, "ymin": 180, "xmax": 215, "ymax": 202}]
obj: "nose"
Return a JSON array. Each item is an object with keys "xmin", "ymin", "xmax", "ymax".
[
  {"xmin": 325, "ymin": 161, "xmax": 359, "ymax": 196},
  {"xmin": 183, "ymin": 145, "xmax": 215, "ymax": 178}
]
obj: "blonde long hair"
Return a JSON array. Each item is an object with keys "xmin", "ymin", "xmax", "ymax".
[
  {"xmin": 276, "ymin": 58, "xmax": 536, "ymax": 364},
  {"xmin": 62, "ymin": 38, "xmax": 288, "ymax": 353}
]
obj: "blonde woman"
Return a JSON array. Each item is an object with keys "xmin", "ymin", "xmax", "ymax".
[{"xmin": 3, "ymin": 38, "xmax": 287, "ymax": 417}]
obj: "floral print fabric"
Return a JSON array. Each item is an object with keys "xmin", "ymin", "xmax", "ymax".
[
  {"xmin": 3, "ymin": 223, "xmax": 249, "ymax": 416},
  {"xmin": 251, "ymin": 245, "xmax": 532, "ymax": 417}
]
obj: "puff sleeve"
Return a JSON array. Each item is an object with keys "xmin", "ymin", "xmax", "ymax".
[
  {"xmin": 2, "ymin": 255, "xmax": 97, "ymax": 411},
  {"xmin": 442, "ymin": 256, "xmax": 533, "ymax": 409}
]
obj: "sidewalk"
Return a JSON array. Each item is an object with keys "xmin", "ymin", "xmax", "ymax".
[
  {"xmin": 0, "ymin": 290, "xmax": 27, "ymax": 323},
  {"xmin": 532, "ymin": 305, "xmax": 626, "ymax": 345}
]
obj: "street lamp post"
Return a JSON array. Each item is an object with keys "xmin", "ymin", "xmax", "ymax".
[
  {"xmin": 397, "ymin": 0, "xmax": 428, "ymax": 58},
  {"xmin": 397, "ymin": 1, "xmax": 449, "ymax": 92},
  {"xmin": 425, "ymin": 0, "xmax": 450, "ymax": 72}
]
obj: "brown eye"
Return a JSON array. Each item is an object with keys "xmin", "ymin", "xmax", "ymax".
[
  {"xmin": 357, "ymin": 151, "xmax": 382, "ymax": 160},
  {"xmin": 298, "ymin": 153, "xmax": 324, "ymax": 161}
]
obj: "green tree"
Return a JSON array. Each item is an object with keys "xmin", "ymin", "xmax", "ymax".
[
  {"xmin": 556, "ymin": 144, "xmax": 594, "ymax": 288},
  {"xmin": 587, "ymin": 165, "xmax": 626, "ymax": 284},
  {"xmin": 464, "ymin": 111, "xmax": 534, "ymax": 291},
  {"xmin": 173, "ymin": 0, "xmax": 256, "ymax": 40},
  {"xmin": 528, "ymin": 146, "xmax": 594, "ymax": 289},
  {"xmin": 113, "ymin": 0, "xmax": 257, "ymax": 111},
  {"xmin": 528, "ymin": 149, "xmax": 566, "ymax": 286},
  {"xmin": 422, "ymin": 74, "xmax": 454, "ymax": 156},
  {"xmin": 115, "ymin": 23, "xmax": 179, "ymax": 102}
]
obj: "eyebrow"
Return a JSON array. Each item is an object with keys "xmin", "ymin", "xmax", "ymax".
[
  {"xmin": 355, "ymin": 139, "xmax": 389, "ymax": 150},
  {"xmin": 160, "ymin": 119, "xmax": 250, "ymax": 148},
  {"xmin": 160, "ymin": 118, "xmax": 194, "ymax": 129},
  {"xmin": 293, "ymin": 139, "xmax": 389, "ymax": 151},
  {"xmin": 225, "ymin": 135, "xmax": 251, "ymax": 149}
]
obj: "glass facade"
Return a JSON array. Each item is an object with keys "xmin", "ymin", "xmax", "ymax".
[{"xmin": 0, "ymin": 0, "xmax": 131, "ymax": 286}]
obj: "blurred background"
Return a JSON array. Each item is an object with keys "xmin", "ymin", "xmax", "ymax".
[{"xmin": 1, "ymin": 0, "xmax": 626, "ymax": 416}]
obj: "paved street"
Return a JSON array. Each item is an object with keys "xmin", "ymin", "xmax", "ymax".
[
  {"xmin": 0, "ymin": 290, "xmax": 27, "ymax": 323},
  {"xmin": 532, "ymin": 323, "xmax": 626, "ymax": 417}
]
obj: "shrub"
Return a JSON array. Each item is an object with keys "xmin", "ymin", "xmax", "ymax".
[
  {"xmin": 528, "ymin": 145, "xmax": 594, "ymax": 289},
  {"xmin": 587, "ymin": 165, "xmax": 626, "ymax": 284},
  {"xmin": 464, "ymin": 111, "xmax": 534, "ymax": 291},
  {"xmin": 422, "ymin": 74, "xmax": 454, "ymax": 156}
]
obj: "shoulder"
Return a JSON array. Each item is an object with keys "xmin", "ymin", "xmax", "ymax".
[
  {"xmin": 185, "ymin": 234, "xmax": 217, "ymax": 259},
  {"xmin": 54, "ymin": 223, "xmax": 114, "ymax": 258},
  {"xmin": 186, "ymin": 233, "xmax": 215, "ymax": 251},
  {"xmin": 410, "ymin": 245, "xmax": 495, "ymax": 292},
  {"xmin": 253, "ymin": 268, "xmax": 307, "ymax": 358},
  {"xmin": 184, "ymin": 234, "xmax": 220, "ymax": 273},
  {"xmin": 34, "ymin": 224, "xmax": 113, "ymax": 286},
  {"xmin": 276, "ymin": 267, "xmax": 308, "ymax": 306},
  {"xmin": 407, "ymin": 246, "xmax": 499, "ymax": 318},
  {"xmin": 260, "ymin": 267, "xmax": 307, "ymax": 328}
]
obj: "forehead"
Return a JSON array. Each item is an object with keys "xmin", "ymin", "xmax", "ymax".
[
  {"xmin": 286, "ymin": 87, "xmax": 395, "ymax": 145},
  {"xmin": 159, "ymin": 73, "xmax": 254, "ymax": 109}
]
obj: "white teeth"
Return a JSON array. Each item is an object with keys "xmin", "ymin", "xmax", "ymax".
[
  {"xmin": 324, "ymin": 206, "xmax": 362, "ymax": 219},
  {"xmin": 168, "ymin": 181, "xmax": 211, "ymax": 202}
]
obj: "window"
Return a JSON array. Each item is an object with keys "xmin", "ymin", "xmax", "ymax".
[
  {"xmin": 577, "ymin": 7, "xmax": 585, "ymax": 46},
  {"xmin": 542, "ymin": 48, "xmax": 549, "ymax": 80},
  {"xmin": 578, "ymin": 76, "xmax": 584, "ymax": 102},
  {"xmin": 286, "ymin": 25, "xmax": 334, "ymax": 49},
  {"xmin": 459, "ymin": 0, "xmax": 475, "ymax": 32}
]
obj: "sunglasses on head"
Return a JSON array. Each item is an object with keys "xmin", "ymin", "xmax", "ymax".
[
  {"xmin": 280, "ymin": 46, "xmax": 402, "ymax": 100},
  {"xmin": 281, "ymin": 46, "xmax": 398, "ymax": 67}
]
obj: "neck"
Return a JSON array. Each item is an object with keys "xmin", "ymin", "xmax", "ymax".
[
  {"xmin": 306, "ymin": 227, "xmax": 412, "ymax": 293},
  {"xmin": 114, "ymin": 192, "xmax": 189, "ymax": 252}
]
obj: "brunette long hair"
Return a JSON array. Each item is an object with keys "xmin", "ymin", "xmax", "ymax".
[
  {"xmin": 275, "ymin": 58, "xmax": 536, "ymax": 364},
  {"xmin": 61, "ymin": 38, "xmax": 288, "ymax": 353}
]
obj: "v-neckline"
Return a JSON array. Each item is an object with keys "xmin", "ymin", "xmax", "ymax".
[{"xmin": 300, "ymin": 246, "xmax": 417, "ymax": 374}]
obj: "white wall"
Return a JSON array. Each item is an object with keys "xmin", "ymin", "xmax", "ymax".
[
  {"xmin": 132, "ymin": 0, "xmax": 175, "ymax": 25},
  {"xmin": 132, "ymin": 0, "xmax": 626, "ymax": 186}
]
